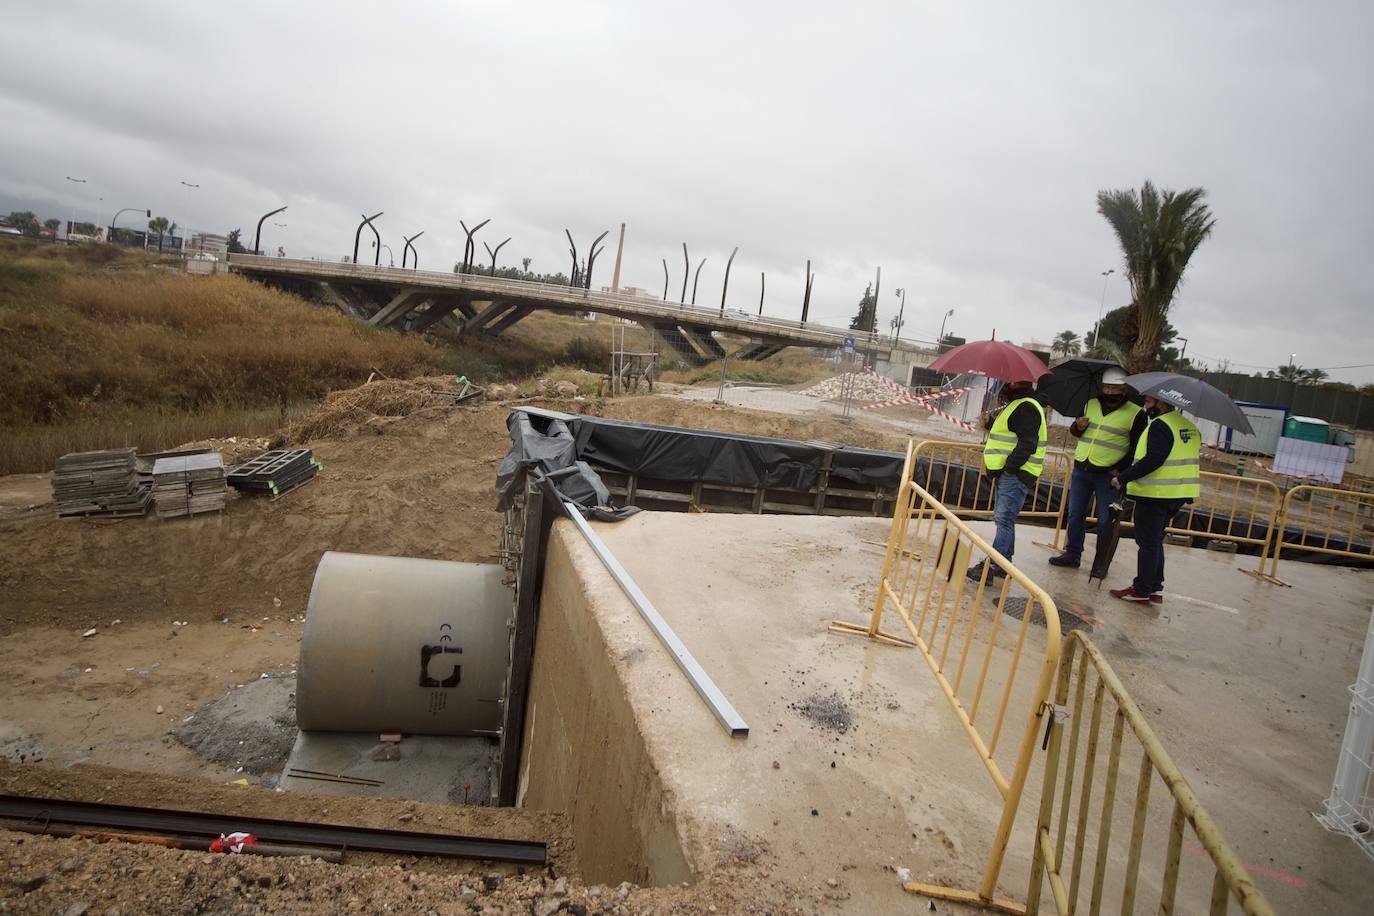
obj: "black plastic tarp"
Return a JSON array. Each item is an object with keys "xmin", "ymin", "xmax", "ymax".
[{"xmin": 496, "ymin": 407, "xmax": 1374, "ymax": 567}]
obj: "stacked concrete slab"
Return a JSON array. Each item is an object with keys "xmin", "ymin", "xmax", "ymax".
[
  {"xmin": 151, "ymin": 453, "xmax": 227, "ymax": 519},
  {"xmin": 52, "ymin": 448, "xmax": 151, "ymax": 518}
]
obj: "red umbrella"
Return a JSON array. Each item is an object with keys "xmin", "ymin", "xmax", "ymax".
[{"xmin": 928, "ymin": 339, "xmax": 1051, "ymax": 383}]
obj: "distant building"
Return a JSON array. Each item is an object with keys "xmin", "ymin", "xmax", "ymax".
[
  {"xmin": 601, "ymin": 285, "xmax": 660, "ymax": 300},
  {"xmin": 186, "ymin": 232, "xmax": 228, "ymax": 255}
]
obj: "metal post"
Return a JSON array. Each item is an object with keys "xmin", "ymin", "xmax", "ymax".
[
  {"xmin": 680, "ymin": 243, "xmax": 689, "ymax": 303},
  {"xmin": 719, "ymin": 246, "xmax": 738, "ymax": 316},
  {"xmin": 661, "ymin": 259, "xmax": 669, "ymax": 301},
  {"xmin": 893, "ymin": 287, "xmax": 906, "ymax": 343},
  {"xmin": 759, "ymin": 272, "xmax": 765, "ymax": 315},
  {"xmin": 801, "ymin": 259, "xmax": 813, "ymax": 324},
  {"xmin": 402, "ymin": 231, "xmax": 424, "ymax": 269},
  {"xmin": 461, "ymin": 219, "xmax": 490, "ymax": 274},
  {"xmin": 584, "ymin": 230, "xmax": 609, "ymax": 290},
  {"xmin": 353, "ymin": 211, "xmax": 383, "ymax": 264},
  {"xmin": 715, "ymin": 347, "xmax": 732, "ymax": 404},
  {"xmin": 691, "ymin": 258, "xmax": 706, "ymax": 305},
  {"xmin": 484, "ymin": 237, "xmax": 510, "ymax": 276},
  {"xmin": 254, "ymin": 205, "xmax": 287, "ymax": 257},
  {"xmin": 1092, "ymin": 269, "xmax": 1115, "ymax": 347}
]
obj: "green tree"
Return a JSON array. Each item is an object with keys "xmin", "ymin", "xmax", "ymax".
[
  {"xmin": 226, "ymin": 228, "xmax": 247, "ymax": 254},
  {"xmin": 148, "ymin": 216, "xmax": 169, "ymax": 251},
  {"xmin": 521, "ymin": 257, "xmax": 532, "ymax": 275},
  {"xmin": 42, "ymin": 218, "xmax": 60, "ymax": 238},
  {"xmin": 6, "ymin": 211, "xmax": 39, "ymax": 238},
  {"xmin": 1086, "ymin": 306, "xmax": 1181, "ymax": 366},
  {"xmin": 1096, "ymin": 181, "xmax": 1216, "ymax": 373},
  {"xmin": 1052, "ymin": 330, "xmax": 1082, "ymax": 357},
  {"xmin": 849, "ymin": 283, "xmax": 876, "ymax": 331}
]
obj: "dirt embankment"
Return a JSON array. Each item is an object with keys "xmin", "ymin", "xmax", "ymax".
[{"xmin": 0, "ymin": 385, "xmax": 911, "ymax": 637}]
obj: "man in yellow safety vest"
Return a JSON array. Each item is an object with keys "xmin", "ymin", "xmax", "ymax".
[
  {"xmin": 1049, "ymin": 367, "xmax": 1147, "ymax": 569},
  {"xmin": 1109, "ymin": 396, "xmax": 1201, "ymax": 604},
  {"xmin": 967, "ymin": 379, "xmax": 1047, "ymax": 582}
]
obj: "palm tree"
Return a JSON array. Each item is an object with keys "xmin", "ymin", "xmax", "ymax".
[
  {"xmin": 1304, "ymin": 367, "xmax": 1329, "ymax": 384},
  {"xmin": 1052, "ymin": 330, "xmax": 1082, "ymax": 357},
  {"xmin": 521, "ymin": 257, "xmax": 532, "ymax": 276},
  {"xmin": 1097, "ymin": 181, "xmax": 1215, "ymax": 373},
  {"xmin": 148, "ymin": 216, "xmax": 169, "ymax": 252}
]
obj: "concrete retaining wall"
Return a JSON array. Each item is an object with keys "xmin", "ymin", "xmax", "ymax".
[{"xmin": 515, "ymin": 521, "xmax": 692, "ymax": 887}]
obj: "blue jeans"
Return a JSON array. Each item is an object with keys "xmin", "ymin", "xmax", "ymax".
[
  {"xmin": 1064, "ymin": 465, "xmax": 1118, "ymax": 558},
  {"xmin": 1131, "ymin": 498, "xmax": 1185, "ymax": 595},
  {"xmin": 992, "ymin": 474, "xmax": 1030, "ymax": 562}
]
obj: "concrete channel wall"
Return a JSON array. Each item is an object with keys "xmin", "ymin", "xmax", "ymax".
[{"xmin": 515, "ymin": 522, "xmax": 693, "ymax": 887}]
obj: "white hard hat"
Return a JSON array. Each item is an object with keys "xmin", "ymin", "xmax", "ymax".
[{"xmin": 1101, "ymin": 367, "xmax": 1128, "ymax": 385}]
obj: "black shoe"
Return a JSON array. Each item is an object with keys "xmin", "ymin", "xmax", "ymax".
[
  {"xmin": 966, "ymin": 561, "xmax": 1007, "ymax": 582},
  {"xmin": 1048, "ymin": 553, "xmax": 1081, "ymax": 568}
]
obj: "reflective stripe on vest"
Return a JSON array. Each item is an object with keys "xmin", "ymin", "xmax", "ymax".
[
  {"xmin": 1126, "ymin": 412, "xmax": 1201, "ymax": 499},
  {"xmin": 983, "ymin": 397, "xmax": 1048, "ymax": 478},
  {"xmin": 1073, "ymin": 398, "xmax": 1142, "ymax": 467}
]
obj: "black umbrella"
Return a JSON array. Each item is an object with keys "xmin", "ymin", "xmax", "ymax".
[
  {"xmin": 1088, "ymin": 498, "xmax": 1126, "ymax": 586},
  {"xmin": 1123, "ymin": 372, "xmax": 1256, "ymax": 436},
  {"xmin": 1037, "ymin": 358, "xmax": 1123, "ymax": 417}
]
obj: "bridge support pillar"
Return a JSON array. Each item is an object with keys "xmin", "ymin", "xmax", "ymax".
[
  {"xmin": 681, "ymin": 327, "xmax": 727, "ymax": 362},
  {"xmin": 485, "ymin": 303, "xmax": 535, "ymax": 336},
  {"xmin": 648, "ymin": 323, "xmax": 708, "ymax": 367},
  {"xmin": 407, "ymin": 295, "xmax": 465, "ymax": 333},
  {"xmin": 366, "ymin": 288, "xmax": 429, "ymax": 328},
  {"xmin": 462, "ymin": 300, "xmax": 517, "ymax": 334}
]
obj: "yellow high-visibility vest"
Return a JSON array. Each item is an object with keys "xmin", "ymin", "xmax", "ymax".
[
  {"xmin": 983, "ymin": 397, "xmax": 1047, "ymax": 478},
  {"xmin": 1074, "ymin": 398, "xmax": 1143, "ymax": 468},
  {"xmin": 1126, "ymin": 411, "xmax": 1201, "ymax": 499}
]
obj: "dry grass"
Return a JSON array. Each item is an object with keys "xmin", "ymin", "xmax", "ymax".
[
  {"xmin": 658, "ymin": 347, "xmax": 835, "ymax": 387},
  {"xmin": 0, "ymin": 404, "xmax": 307, "ymax": 475},
  {"xmin": 0, "ymin": 240, "xmax": 440, "ymax": 427},
  {"xmin": 274, "ymin": 376, "xmax": 477, "ymax": 443}
]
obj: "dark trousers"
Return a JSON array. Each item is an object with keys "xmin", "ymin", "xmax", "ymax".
[
  {"xmin": 1064, "ymin": 465, "xmax": 1118, "ymax": 558},
  {"xmin": 1131, "ymin": 498, "xmax": 1185, "ymax": 595}
]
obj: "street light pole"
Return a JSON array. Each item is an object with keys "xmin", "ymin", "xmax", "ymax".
[
  {"xmin": 938, "ymin": 308, "xmax": 954, "ymax": 350},
  {"xmin": 254, "ymin": 206, "xmax": 287, "ymax": 257},
  {"xmin": 893, "ymin": 287, "xmax": 906, "ymax": 343},
  {"xmin": 1093, "ymin": 268, "xmax": 1115, "ymax": 346},
  {"xmin": 109, "ymin": 208, "xmax": 151, "ymax": 243},
  {"xmin": 64, "ymin": 176, "xmax": 87, "ymax": 239}
]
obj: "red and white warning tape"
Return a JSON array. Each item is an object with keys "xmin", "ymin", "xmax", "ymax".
[{"xmin": 858, "ymin": 368, "xmax": 981, "ymax": 432}]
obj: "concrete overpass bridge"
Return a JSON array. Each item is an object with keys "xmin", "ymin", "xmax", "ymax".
[{"xmin": 226, "ymin": 254, "xmax": 926, "ymax": 367}]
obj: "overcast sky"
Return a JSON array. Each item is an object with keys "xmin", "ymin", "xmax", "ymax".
[{"xmin": 3, "ymin": 1, "xmax": 1371, "ymax": 382}]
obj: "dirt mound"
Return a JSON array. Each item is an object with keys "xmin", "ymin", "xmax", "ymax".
[
  {"xmin": 276, "ymin": 376, "xmax": 474, "ymax": 444},
  {"xmin": 175, "ymin": 674, "xmax": 297, "ymax": 775}
]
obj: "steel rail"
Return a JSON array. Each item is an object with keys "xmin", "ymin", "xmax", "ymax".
[
  {"xmin": 0, "ymin": 794, "xmax": 546, "ymax": 865},
  {"xmin": 561, "ymin": 502, "xmax": 750, "ymax": 738}
]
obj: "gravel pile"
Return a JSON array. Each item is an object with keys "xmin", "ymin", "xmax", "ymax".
[{"xmin": 797, "ymin": 373, "xmax": 899, "ymax": 402}]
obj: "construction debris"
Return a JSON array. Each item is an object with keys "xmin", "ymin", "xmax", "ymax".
[
  {"xmin": 227, "ymin": 449, "xmax": 320, "ymax": 499},
  {"xmin": 798, "ymin": 373, "xmax": 898, "ymax": 402},
  {"xmin": 52, "ymin": 448, "xmax": 151, "ymax": 519},
  {"xmin": 151, "ymin": 453, "xmax": 228, "ymax": 519}
]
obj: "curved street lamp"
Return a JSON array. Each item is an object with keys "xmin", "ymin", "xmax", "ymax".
[
  {"xmin": 690, "ymin": 258, "xmax": 707, "ymax": 305},
  {"xmin": 403, "ymin": 231, "xmax": 425, "ymax": 269},
  {"xmin": 462, "ymin": 219, "xmax": 490, "ymax": 274},
  {"xmin": 109, "ymin": 208, "xmax": 151, "ymax": 242},
  {"xmin": 353, "ymin": 211, "xmax": 384, "ymax": 264},
  {"xmin": 938, "ymin": 308, "xmax": 955, "ymax": 349},
  {"xmin": 254, "ymin": 206, "xmax": 288, "ymax": 256},
  {"xmin": 1092, "ymin": 268, "xmax": 1115, "ymax": 346},
  {"xmin": 484, "ymin": 236, "xmax": 511, "ymax": 276},
  {"xmin": 584, "ymin": 230, "xmax": 609, "ymax": 290},
  {"xmin": 719, "ymin": 247, "xmax": 739, "ymax": 316}
]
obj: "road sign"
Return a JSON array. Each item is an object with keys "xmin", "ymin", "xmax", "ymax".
[{"xmin": 842, "ymin": 335, "xmax": 855, "ymax": 353}]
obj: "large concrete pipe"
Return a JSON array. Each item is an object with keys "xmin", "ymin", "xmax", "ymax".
[{"xmin": 296, "ymin": 552, "xmax": 510, "ymax": 737}]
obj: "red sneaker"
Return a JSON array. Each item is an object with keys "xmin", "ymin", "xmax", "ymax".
[
  {"xmin": 1150, "ymin": 592, "xmax": 1163, "ymax": 605},
  {"xmin": 1109, "ymin": 585, "xmax": 1151, "ymax": 603}
]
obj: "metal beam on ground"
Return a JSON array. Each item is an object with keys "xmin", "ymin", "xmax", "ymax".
[
  {"xmin": 561, "ymin": 503, "xmax": 749, "ymax": 739},
  {"xmin": 0, "ymin": 794, "xmax": 546, "ymax": 865}
]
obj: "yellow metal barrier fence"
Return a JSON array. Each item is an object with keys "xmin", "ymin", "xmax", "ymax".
[
  {"xmin": 1043, "ymin": 471, "xmax": 1282, "ymax": 575},
  {"xmin": 1257, "ymin": 483, "xmax": 1374, "ymax": 585},
  {"xmin": 913, "ymin": 439, "xmax": 1074, "ymax": 524},
  {"xmin": 831, "ymin": 439, "xmax": 1062, "ymax": 910},
  {"xmin": 1027, "ymin": 632, "xmax": 1276, "ymax": 915}
]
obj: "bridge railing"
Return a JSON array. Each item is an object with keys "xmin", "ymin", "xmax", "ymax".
[{"xmin": 227, "ymin": 254, "xmax": 935, "ymax": 352}]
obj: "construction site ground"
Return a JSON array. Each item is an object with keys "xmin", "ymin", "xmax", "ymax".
[{"xmin": 1, "ymin": 379, "xmax": 1370, "ymax": 913}]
